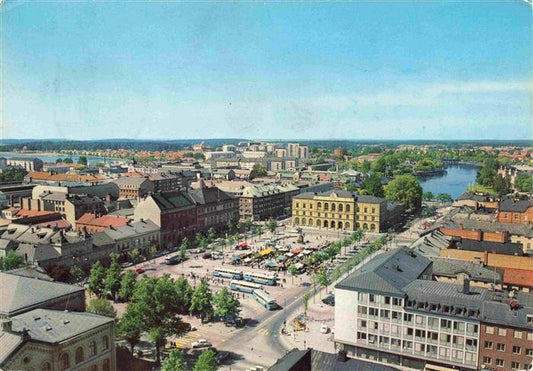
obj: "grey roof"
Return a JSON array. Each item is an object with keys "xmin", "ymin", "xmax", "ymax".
[
  {"xmin": 357, "ymin": 195, "xmax": 386, "ymax": 204},
  {"xmin": 311, "ymin": 350, "xmax": 400, "ymax": 371},
  {"xmin": 241, "ymin": 184, "xmax": 299, "ymax": 198},
  {"xmin": 188, "ymin": 186, "xmax": 235, "ymax": 205},
  {"xmin": 113, "ymin": 176, "xmax": 152, "ymax": 186},
  {"xmin": 448, "ymin": 217, "xmax": 533, "ymax": 237},
  {"xmin": 40, "ymin": 192, "xmax": 67, "ymax": 202},
  {"xmin": 499, "ymin": 197, "xmax": 533, "ymax": 212},
  {"xmin": 0, "ymin": 272, "xmax": 84, "ymax": 316},
  {"xmin": 92, "ymin": 231, "xmax": 116, "ymax": 247},
  {"xmin": 335, "ymin": 248, "xmax": 432, "ymax": 297},
  {"xmin": 294, "ymin": 189, "xmax": 357, "ymax": 200},
  {"xmin": 66, "ymin": 195, "xmax": 103, "ymax": 206},
  {"xmin": 457, "ymin": 192, "xmax": 493, "ymax": 202},
  {"xmin": 0, "ymin": 329, "xmax": 23, "ymax": 365},
  {"xmin": 2, "ymin": 224, "xmax": 86, "ymax": 245},
  {"xmin": 410, "ymin": 230, "xmax": 453, "ymax": 257},
  {"xmin": 15, "ymin": 243, "xmax": 61, "ymax": 263},
  {"xmin": 11, "ymin": 309, "xmax": 113, "ymax": 344},
  {"xmin": 430, "ymin": 257, "xmax": 503, "ymax": 284},
  {"xmin": 458, "ymin": 239, "xmax": 523, "ymax": 255},
  {"xmin": 150, "ymin": 191, "xmax": 195, "ymax": 210},
  {"xmin": 5, "ymin": 266, "xmax": 53, "ymax": 281},
  {"xmin": 482, "ymin": 292, "xmax": 533, "ymax": 329},
  {"xmin": 102, "ymin": 219, "xmax": 159, "ymax": 241},
  {"xmin": 268, "ymin": 348, "xmax": 310, "ymax": 371}
]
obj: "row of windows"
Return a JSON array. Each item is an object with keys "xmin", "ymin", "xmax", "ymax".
[
  {"xmin": 482, "ymin": 357, "xmax": 530, "ymax": 370},
  {"xmin": 293, "ymin": 218, "xmax": 352, "ymax": 230},
  {"xmin": 295, "ymin": 202, "xmax": 352, "ymax": 212},
  {"xmin": 485, "ymin": 326, "xmax": 533, "ymax": 340}
]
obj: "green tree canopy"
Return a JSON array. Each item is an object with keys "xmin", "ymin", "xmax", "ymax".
[
  {"xmin": 88, "ymin": 261, "xmax": 106, "ymax": 297},
  {"xmin": 190, "ymin": 279, "xmax": 213, "ymax": 322},
  {"xmin": 77, "ymin": 156, "xmax": 88, "ymax": 165},
  {"xmin": 119, "ymin": 303, "xmax": 144, "ymax": 354},
  {"xmin": 0, "ymin": 251, "xmax": 25, "ymax": 271},
  {"xmin": 86, "ymin": 298, "xmax": 117, "ymax": 318},
  {"xmin": 385, "ymin": 175, "xmax": 423, "ymax": 211},
  {"xmin": 250, "ymin": 164, "xmax": 267, "ymax": 179},
  {"xmin": 104, "ymin": 254, "xmax": 122, "ymax": 300},
  {"xmin": 361, "ymin": 173, "xmax": 385, "ymax": 197},
  {"xmin": 175, "ymin": 276, "xmax": 193, "ymax": 314},
  {"xmin": 118, "ymin": 270, "xmax": 137, "ymax": 302},
  {"xmin": 193, "ymin": 349, "xmax": 217, "ymax": 371},
  {"xmin": 161, "ymin": 349, "xmax": 187, "ymax": 371},
  {"xmin": 514, "ymin": 173, "xmax": 533, "ymax": 193},
  {"xmin": 213, "ymin": 287, "xmax": 240, "ymax": 319}
]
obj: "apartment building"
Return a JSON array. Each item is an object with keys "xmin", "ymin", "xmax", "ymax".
[
  {"xmin": 498, "ymin": 198, "xmax": 533, "ymax": 224},
  {"xmin": 239, "ymin": 184, "xmax": 299, "ymax": 221},
  {"xmin": 5, "ymin": 157, "xmax": 44, "ymax": 172},
  {"xmin": 188, "ymin": 181, "xmax": 239, "ymax": 231},
  {"xmin": 335, "ymin": 247, "xmax": 533, "ymax": 371},
  {"xmin": 112, "ymin": 176, "xmax": 155, "ymax": 199},
  {"xmin": 133, "ymin": 191, "xmax": 197, "ymax": 249}
]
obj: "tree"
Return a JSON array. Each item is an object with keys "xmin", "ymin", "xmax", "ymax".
[
  {"xmin": 175, "ymin": 276, "xmax": 193, "ymax": 314},
  {"xmin": 226, "ymin": 220, "xmax": 234, "ymax": 233},
  {"xmin": 149, "ymin": 327, "xmax": 167, "ymax": 363},
  {"xmin": 288, "ymin": 265, "xmax": 298, "ymax": 284},
  {"xmin": 77, "ymin": 156, "xmax": 88, "ymax": 165},
  {"xmin": 119, "ymin": 304, "xmax": 143, "ymax": 354},
  {"xmin": 265, "ymin": 220, "xmax": 278, "ymax": 234},
  {"xmin": 361, "ymin": 173, "xmax": 385, "ymax": 197},
  {"xmin": 88, "ymin": 261, "xmax": 106, "ymax": 297},
  {"xmin": 69, "ymin": 265, "xmax": 85, "ymax": 283},
  {"xmin": 63, "ymin": 157, "xmax": 74, "ymax": 164},
  {"xmin": 385, "ymin": 175, "xmax": 423, "ymax": 211},
  {"xmin": 207, "ymin": 228, "xmax": 217, "ymax": 243},
  {"xmin": 105, "ymin": 254, "xmax": 122, "ymax": 300},
  {"xmin": 161, "ymin": 349, "xmax": 187, "ymax": 371},
  {"xmin": 436, "ymin": 193, "xmax": 452, "ymax": 203},
  {"xmin": 193, "ymin": 349, "xmax": 217, "ymax": 371},
  {"xmin": 302, "ymin": 292, "xmax": 310, "ymax": 317},
  {"xmin": 86, "ymin": 298, "xmax": 117, "ymax": 318},
  {"xmin": 129, "ymin": 248, "xmax": 142, "ymax": 264},
  {"xmin": 118, "ymin": 271, "xmax": 137, "ymax": 302},
  {"xmin": 149, "ymin": 245, "xmax": 158, "ymax": 261},
  {"xmin": 476, "ymin": 157, "xmax": 499, "ymax": 187},
  {"xmin": 0, "ymin": 251, "xmax": 25, "ymax": 271},
  {"xmin": 213, "ymin": 287, "xmax": 240, "ymax": 319},
  {"xmin": 493, "ymin": 175, "xmax": 511, "ymax": 196},
  {"xmin": 250, "ymin": 164, "xmax": 267, "ymax": 179},
  {"xmin": 244, "ymin": 218, "xmax": 253, "ymax": 232},
  {"xmin": 315, "ymin": 268, "xmax": 330, "ymax": 298},
  {"xmin": 190, "ymin": 279, "xmax": 214, "ymax": 322},
  {"xmin": 422, "ymin": 191, "xmax": 434, "ymax": 201},
  {"xmin": 514, "ymin": 173, "xmax": 533, "ymax": 193},
  {"xmin": 55, "ymin": 158, "xmax": 63, "ymax": 163}
]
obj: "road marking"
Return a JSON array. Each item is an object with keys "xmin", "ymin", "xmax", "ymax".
[{"xmin": 257, "ymin": 328, "xmax": 270, "ymax": 335}]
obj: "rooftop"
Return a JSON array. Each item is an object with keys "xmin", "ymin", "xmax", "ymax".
[{"xmin": 499, "ymin": 197, "xmax": 533, "ymax": 213}]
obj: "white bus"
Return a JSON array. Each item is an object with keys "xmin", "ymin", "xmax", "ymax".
[
  {"xmin": 252, "ymin": 289, "xmax": 277, "ymax": 310},
  {"xmin": 213, "ymin": 268, "xmax": 243, "ymax": 280},
  {"xmin": 230, "ymin": 280, "xmax": 261, "ymax": 293},
  {"xmin": 244, "ymin": 271, "xmax": 278, "ymax": 286}
]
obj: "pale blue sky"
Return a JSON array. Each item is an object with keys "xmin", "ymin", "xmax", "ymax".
[{"xmin": 1, "ymin": 1, "xmax": 531, "ymax": 140}]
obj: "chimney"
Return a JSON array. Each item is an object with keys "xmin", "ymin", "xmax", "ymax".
[
  {"xmin": 463, "ymin": 277, "xmax": 470, "ymax": 295},
  {"xmin": 0, "ymin": 319, "xmax": 12, "ymax": 332}
]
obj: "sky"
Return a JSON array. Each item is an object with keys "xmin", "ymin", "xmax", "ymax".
[{"xmin": 1, "ymin": 1, "xmax": 532, "ymax": 141}]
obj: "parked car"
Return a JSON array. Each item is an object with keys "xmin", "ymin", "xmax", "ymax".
[
  {"xmin": 120, "ymin": 262, "xmax": 133, "ymax": 269},
  {"xmin": 216, "ymin": 351, "xmax": 230, "ymax": 364},
  {"xmin": 322, "ymin": 294, "xmax": 335, "ymax": 306},
  {"xmin": 133, "ymin": 267, "xmax": 145, "ymax": 275},
  {"xmin": 192, "ymin": 339, "xmax": 211, "ymax": 348},
  {"xmin": 202, "ymin": 252, "xmax": 212, "ymax": 259},
  {"xmin": 320, "ymin": 325, "xmax": 330, "ymax": 334}
]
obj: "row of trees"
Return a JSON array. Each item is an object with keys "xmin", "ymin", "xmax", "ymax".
[
  {"xmin": 476, "ymin": 158, "xmax": 512, "ymax": 196},
  {"xmin": 0, "ymin": 167, "xmax": 27, "ymax": 183},
  {"xmin": 422, "ymin": 191, "xmax": 453, "ymax": 203},
  {"xmin": 162, "ymin": 349, "xmax": 216, "ymax": 371},
  {"xmin": 118, "ymin": 274, "xmax": 239, "ymax": 363}
]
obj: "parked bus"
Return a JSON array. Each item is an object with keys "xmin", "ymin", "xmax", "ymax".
[
  {"xmin": 164, "ymin": 255, "xmax": 182, "ymax": 265},
  {"xmin": 213, "ymin": 268, "xmax": 243, "ymax": 280},
  {"xmin": 244, "ymin": 271, "xmax": 278, "ymax": 286},
  {"xmin": 230, "ymin": 280, "xmax": 261, "ymax": 293},
  {"xmin": 252, "ymin": 289, "xmax": 277, "ymax": 310}
]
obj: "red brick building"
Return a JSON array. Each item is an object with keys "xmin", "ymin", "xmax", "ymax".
[
  {"xmin": 75, "ymin": 213, "xmax": 130, "ymax": 233},
  {"xmin": 498, "ymin": 198, "xmax": 533, "ymax": 224}
]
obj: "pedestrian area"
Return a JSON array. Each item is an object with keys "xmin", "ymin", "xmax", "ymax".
[{"xmin": 168, "ymin": 328, "xmax": 209, "ymax": 349}]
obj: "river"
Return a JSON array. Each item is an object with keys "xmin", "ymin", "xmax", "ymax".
[{"xmin": 418, "ymin": 165, "xmax": 478, "ymax": 200}]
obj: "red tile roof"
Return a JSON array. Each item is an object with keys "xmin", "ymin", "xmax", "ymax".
[
  {"xmin": 503, "ymin": 268, "xmax": 533, "ymax": 288},
  {"xmin": 27, "ymin": 171, "xmax": 105, "ymax": 182},
  {"xmin": 76, "ymin": 213, "xmax": 130, "ymax": 228}
]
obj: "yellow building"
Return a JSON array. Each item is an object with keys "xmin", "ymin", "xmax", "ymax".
[
  {"xmin": 292, "ymin": 191, "xmax": 400, "ymax": 233},
  {"xmin": 292, "ymin": 190, "xmax": 357, "ymax": 231}
]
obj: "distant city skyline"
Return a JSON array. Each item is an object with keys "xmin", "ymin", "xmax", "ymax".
[{"xmin": 2, "ymin": 1, "xmax": 531, "ymax": 140}]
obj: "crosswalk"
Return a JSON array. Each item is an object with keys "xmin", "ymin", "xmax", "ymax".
[
  {"xmin": 257, "ymin": 327, "xmax": 270, "ymax": 336},
  {"xmin": 169, "ymin": 329, "xmax": 206, "ymax": 349}
]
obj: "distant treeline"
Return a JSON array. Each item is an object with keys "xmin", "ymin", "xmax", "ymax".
[{"xmin": 0, "ymin": 139, "xmax": 530, "ymax": 153}]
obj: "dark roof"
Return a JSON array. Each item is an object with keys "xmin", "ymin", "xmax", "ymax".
[
  {"xmin": 150, "ymin": 191, "xmax": 195, "ymax": 210},
  {"xmin": 269, "ymin": 348, "xmax": 311, "ymax": 371},
  {"xmin": 188, "ymin": 186, "xmax": 234, "ymax": 205},
  {"xmin": 430, "ymin": 257, "xmax": 503, "ymax": 284},
  {"xmin": 335, "ymin": 248, "xmax": 431, "ymax": 297},
  {"xmin": 499, "ymin": 198, "xmax": 533, "ymax": 212},
  {"xmin": 66, "ymin": 195, "xmax": 103, "ymax": 206},
  {"xmin": 458, "ymin": 239, "xmax": 523, "ymax": 255},
  {"xmin": 457, "ymin": 192, "xmax": 493, "ymax": 202},
  {"xmin": 357, "ymin": 195, "xmax": 386, "ymax": 204},
  {"xmin": 294, "ymin": 190, "xmax": 357, "ymax": 200}
]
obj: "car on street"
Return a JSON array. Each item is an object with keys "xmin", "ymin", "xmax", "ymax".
[
  {"xmin": 120, "ymin": 262, "xmax": 133, "ymax": 269},
  {"xmin": 320, "ymin": 325, "xmax": 330, "ymax": 334},
  {"xmin": 202, "ymin": 252, "xmax": 212, "ymax": 259},
  {"xmin": 192, "ymin": 339, "xmax": 211, "ymax": 348},
  {"xmin": 133, "ymin": 267, "xmax": 145, "ymax": 274},
  {"xmin": 322, "ymin": 294, "xmax": 335, "ymax": 306},
  {"xmin": 216, "ymin": 351, "xmax": 230, "ymax": 364}
]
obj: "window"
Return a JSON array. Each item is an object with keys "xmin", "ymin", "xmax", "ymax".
[
  {"xmin": 484, "ymin": 341, "xmax": 493, "ymax": 349},
  {"xmin": 103, "ymin": 335, "xmax": 109, "ymax": 350},
  {"xmin": 527, "ymin": 349, "xmax": 533, "ymax": 357},
  {"xmin": 369, "ymin": 294, "xmax": 375, "ymax": 303},
  {"xmin": 496, "ymin": 359, "xmax": 504, "ymax": 367},
  {"xmin": 75, "ymin": 347, "xmax": 84, "ymax": 364},
  {"xmin": 41, "ymin": 362, "xmax": 52, "ymax": 371},
  {"xmin": 513, "ymin": 346, "xmax": 521, "ymax": 354},
  {"xmin": 103, "ymin": 359, "xmax": 110, "ymax": 371},
  {"xmin": 514, "ymin": 330, "xmax": 523, "ymax": 339},
  {"xmin": 89, "ymin": 341, "xmax": 97, "ymax": 356},
  {"xmin": 498, "ymin": 328, "xmax": 507, "ymax": 336},
  {"xmin": 527, "ymin": 315, "xmax": 533, "ymax": 324},
  {"xmin": 483, "ymin": 356, "xmax": 492, "ymax": 365},
  {"xmin": 511, "ymin": 361, "xmax": 521, "ymax": 370},
  {"xmin": 496, "ymin": 343, "xmax": 505, "ymax": 352},
  {"xmin": 60, "ymin": 353, "xmax": 70, "ymax": 371},
  {"xmin": 528, "ymin": 332, "xmax": 533, "ymax": 341},
  {"xmin": 486, "ymin": 326, "xmax": 494, "ymax": 334}
]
